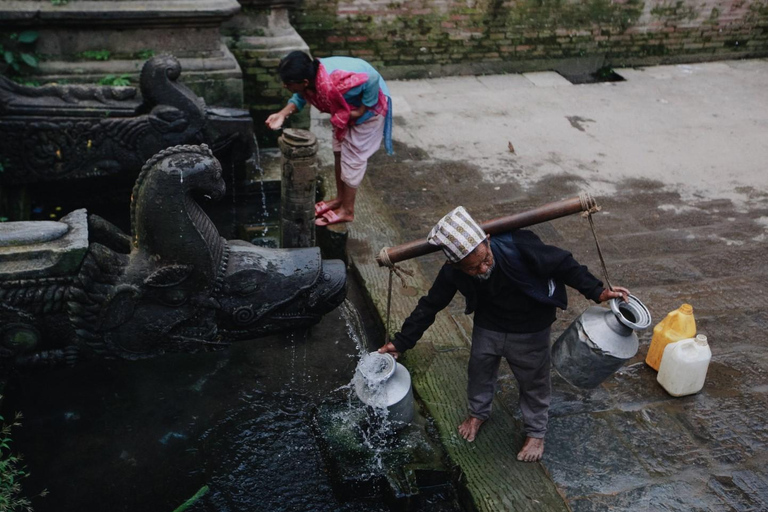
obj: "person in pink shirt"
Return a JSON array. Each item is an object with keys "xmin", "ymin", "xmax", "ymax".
[{"xmin": 266, "ymin": 52, "xmax": 393, "ymax": 227}]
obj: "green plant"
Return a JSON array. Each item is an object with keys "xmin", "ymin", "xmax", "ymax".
[
  {"xmin": 50, "ymin": 0, "xmax": 68, "ymax": 5},
  {"xmin": 136, "ymin": 49, "xmax": 155, "ymax": 60},
  {"xmin": 0, "ymin": 410, "xmax": 47, "ymax": 511},
  {"xmin": 11, "ymin": 78, "xmax": 40, "ymax": 87},
  {"xmin": 0, "ymin": 31, "xmax": 39, "ymax": 77},
  {"xmin": 98, "ymin": 74, "xmax": 131, "ymax": 87},
  {"xmin": 80, "ymin": 50, "xmax": 110, "ymax": 61}
]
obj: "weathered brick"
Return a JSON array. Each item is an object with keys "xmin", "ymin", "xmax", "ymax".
[{"xmin": 217, "ymin": 0, "xmax": 762, "ymax": 108}]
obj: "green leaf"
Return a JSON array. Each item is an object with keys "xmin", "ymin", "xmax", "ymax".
[
  {"xmin": 137, "ymin": 49, "xmax": 155, "ymax": 60},
  {"xmin": 97, "ymin": 74, "xmax": 116, "ymax": 85},
  {"xmin": 4, "ymin": 51, "xmax": 14, "ymax": 65},
  {"xmin": 17, "ymin": 31, "xmax": 39, "ymax": 44},
  {"xmin": 20, "ymin": 53, "xmax": 38, "ymax": 68},
  {"xmin": 81, "ymin": 49, "xmax": 110, "ymax": 61}
]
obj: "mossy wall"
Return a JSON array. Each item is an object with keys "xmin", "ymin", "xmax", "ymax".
[
  {"xmin": 290, "ymin": 0, "xmax": 768, "ymax": 78},
  {"xmin": 229, "ymin": 0, "xmax": 767, "ymax": 144}
]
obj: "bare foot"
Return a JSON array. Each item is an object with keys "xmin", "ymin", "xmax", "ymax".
[
  {"xmin": 458, "ymin": 416, "xmax": 485, "ymax": 442},
  {"xmin": 315, "ymin": 208, "xmax": 354, "ymax": 227},
  {"xmin": 516, "ymin": 436, "xmax": 545, "ymax": 462}
]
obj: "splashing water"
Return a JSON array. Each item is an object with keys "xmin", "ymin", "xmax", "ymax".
[
  {"xmin": 252, "ymin": 135, "xmax": 270, "ymax": 221},
  {"xmin": 338, "ymin": 299, "xmax": 369, "ymax": 356},
  {"xmin": 336, "ymin": 300, "xmax": 404, "ymax": 471},
  {"xmin": 252, "ymin": 134, "xmax": 262, "ymax": 170}
]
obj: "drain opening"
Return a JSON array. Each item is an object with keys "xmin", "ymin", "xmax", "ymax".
[{"xmin": 558, "ymin": 66, "xmax": 626, "ymax": 85}]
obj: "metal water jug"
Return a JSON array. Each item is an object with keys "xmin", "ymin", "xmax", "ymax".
[
  {"xmin": 353, "ymin": 352, "xmax": 414, "ymax": 424},
  {"xmin": 552, "ymin": 295, "xmax": 651, "ymax": 388}
]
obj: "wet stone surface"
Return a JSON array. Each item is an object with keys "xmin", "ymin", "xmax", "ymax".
[
  {"xmin": 609, "ymin": 257, "xmax": 704, "ymax": 288},
  {"xmin": 708, "ymin": 470, "xmax": 768, "ymax": 511},
  {"xmin": 365, "ymin": 141, "xmax": 768, "ymax": 511},
  {"xmin": 569, "ymin": 480, "xmax": 726, "ymax": 512},
  {"xmin": 542, "ymin": 412, "xmax": 652, "ymax": 496},
  {"xmin": 608, "ymin": 406, "xmax": 712, "ymax": 476}
]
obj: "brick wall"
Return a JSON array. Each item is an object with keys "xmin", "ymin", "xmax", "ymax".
[{"xmin": 291, "ymin": 0, "xmax": 768, "ymax": 78}]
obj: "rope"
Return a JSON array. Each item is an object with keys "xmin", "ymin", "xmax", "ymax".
[
  {"xmin": 377, "ymin": 247, "xmax": 414, "ymax": 345},
  {"xmin": 579, "ymin": 191, "xmax": 601, "ymax": 216},
  {"xmin": 581, "ymin": 196, "xmax": 614, "ymax": 292},
  {"xmin": 385, "ymin": 270, "xmax": 394, "ymax": 345},
  {"xmin": 377, "ymin": 247, "xmax": 414, "ymax": 287}
]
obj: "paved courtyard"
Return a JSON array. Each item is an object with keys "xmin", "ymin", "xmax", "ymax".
[{"xmin": 313, "ymin": 58, "xmax": 768, "ymax": 511}]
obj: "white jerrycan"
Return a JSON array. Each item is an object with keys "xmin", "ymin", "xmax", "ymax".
[{"xmin": 657, "ymin": 334, "xmax": 711, "ymax": 396}]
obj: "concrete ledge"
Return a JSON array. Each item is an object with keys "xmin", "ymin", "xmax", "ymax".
[{"xmin": 0, "ymin": 0, "xmax": 240, "ymax": 24}]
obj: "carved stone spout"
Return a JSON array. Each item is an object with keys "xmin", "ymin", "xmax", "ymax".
[{"xmin": 0, "ymin": 145, "xmax": 347, "ymax": 369}]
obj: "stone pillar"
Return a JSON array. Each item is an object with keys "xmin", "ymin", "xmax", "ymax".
[
  {"xmin": 222, "ymin": 0, "xmax": 309, "ymax": 146},
  {"xmin": 278, "ymin": 128, "xmax": 317, "ymax": 248}
]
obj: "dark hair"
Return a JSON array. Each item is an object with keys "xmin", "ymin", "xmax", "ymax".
[{"xmin": 278, "ymin": 51, "xmax": 320, "ymax": 84}]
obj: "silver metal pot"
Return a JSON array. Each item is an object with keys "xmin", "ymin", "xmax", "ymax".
[
  {"xmin": 353, "ymin": 352, "xmax": 414, "ymax": 424},
  {"xmin": 552, "ymin": 295, "xmax": 652, "ymax": 389}
]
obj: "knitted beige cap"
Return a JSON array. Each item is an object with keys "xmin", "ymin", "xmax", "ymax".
[{"xmin": 427, "ymin": 206, "xmax": 486, "ymax": 263}]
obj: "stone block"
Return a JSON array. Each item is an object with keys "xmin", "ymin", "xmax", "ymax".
[{"xmin": 0, "ymin": 209, "xmax": 87, "ymax": 280}]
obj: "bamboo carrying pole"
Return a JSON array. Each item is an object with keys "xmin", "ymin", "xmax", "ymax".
[{"xmin": 376, "ymin": 193, "xmax": 597, "ymax": 266}]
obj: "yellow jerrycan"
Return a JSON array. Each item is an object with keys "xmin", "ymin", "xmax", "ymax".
[{"xmin": 646, "ymin": 303, "xmax": 696, "ymax": 370}]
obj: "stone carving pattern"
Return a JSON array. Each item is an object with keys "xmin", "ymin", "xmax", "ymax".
[{"xmin": 0, "ymin": 145, "xmax": 346, "ymax": 369}]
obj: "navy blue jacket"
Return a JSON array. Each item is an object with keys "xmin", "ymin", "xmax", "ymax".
[{"xmin": 392, "ymin": 230, "xmax": 605, "ymax": 352}]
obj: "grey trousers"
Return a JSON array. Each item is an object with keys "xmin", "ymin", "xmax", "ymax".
[{"xmin": 467, "ymin": 324, "xmax": 552, "ymax": 438}]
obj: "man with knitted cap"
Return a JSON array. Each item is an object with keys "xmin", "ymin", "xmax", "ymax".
[{"xmin": 378, "ymin": 206, "xmax": 629, "ymax": 462}]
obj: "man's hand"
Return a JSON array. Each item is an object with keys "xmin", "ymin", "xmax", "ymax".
[
  {"xmin": 377, "ymin": 341, "xmax": 401, "ymax": 360},
  {"xmin": 598, "ymin": 286, "xmax": 630, "ymax": 303}
]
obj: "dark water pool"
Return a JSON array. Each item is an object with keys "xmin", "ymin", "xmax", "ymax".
[{"xmin": 4, "ymin": 292, "xmax": 460, "ymax": 511}]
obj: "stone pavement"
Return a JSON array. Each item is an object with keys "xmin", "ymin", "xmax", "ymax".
[{"xmin": 311, "ymin": 59, "xmax": 768, "ymax": 511}]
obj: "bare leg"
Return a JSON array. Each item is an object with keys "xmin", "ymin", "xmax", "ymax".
[
  {"xmin": 335, "ymin": 182, "xmax": 356, "ymax": 220},
  {"xmin": 316, "ymin": 157, "xmax": 359, "ymax": 226},
  {"xmin": 316, "ymin": 152, "xmax": 343, "ymax": 215},
  {"xmin": 517, "ymin": 437, "xmax": 545, "ymax": 462},
  {"xmin": 331, "ymin": 151, "xmax": 344, "ymax": 207},
  {"xmin": 458, "ymin": 416, "xmax": 485, "ymax": 442}
]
